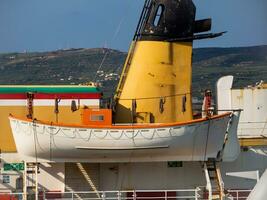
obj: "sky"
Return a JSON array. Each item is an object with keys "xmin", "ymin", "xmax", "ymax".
[{"xmin": 0, "ymin": 0, "xmax": 267, "ymax": 53}]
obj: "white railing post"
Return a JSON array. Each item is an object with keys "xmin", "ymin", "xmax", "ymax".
[
  {"xmin": 23, "ymin": 162, "xmax": 27, "ymax": 200},
  {"xmin": 35, "ymin": 164, "xmax": 38, "ymax": 200},
  {"xmin": 71, "ymin": 191, "xmax": 74, "ymax": 200},
  {"xmin": 43, "ymin": 191, "xmax": 46, "ymax": 200},
  {"xmin": 195, "ymin": 188, "xmax": 198, "ymax": 200},
  {"xmin": 133, "ymin": 190, "xmax": 136, "ymax": 200},
  {"xmin": 117, "ymin": 191, "xmax": 121, "ymax": 200},
  {"xmin": 102, "ymin": 191, "xmax": 106, "ymax": 200},
  {"xmin": 203, "ymin": 163, "xmax": 212, "ymax": 200}
]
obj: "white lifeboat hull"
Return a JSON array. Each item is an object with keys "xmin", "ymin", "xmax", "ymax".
[{"xmin": 9, "ymin": 113, "xmax": 232, "ymax": 162}]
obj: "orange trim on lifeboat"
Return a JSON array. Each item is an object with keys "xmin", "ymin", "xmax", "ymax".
[{"xmin": 9, "ymin": 112, "xmax": 231, "ymax": 130}]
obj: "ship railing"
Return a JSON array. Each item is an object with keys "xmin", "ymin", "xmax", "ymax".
[
  {"xmin": 226, "ymin": 189, "xmax": 252, "ymax": 200},
  {"xmin": 42, "ymin": 189, "xmax": 201, "ymax": 200},
  {"xmin": 194, "ymin": 186, "xmax": 252, "ymax": 200},
  {"xmin": 0, "ymin": 188, "xmax": 202, "ymax": 200}
]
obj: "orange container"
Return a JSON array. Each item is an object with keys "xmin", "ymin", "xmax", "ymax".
[{"xmin": 82, "ymin": 108, "xmax": 112, "ymax": 126}]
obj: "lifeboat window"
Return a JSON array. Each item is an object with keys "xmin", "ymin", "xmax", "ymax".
[
  {"xmin": 90, "ymin": 115, "xmax": 104, "ymax": 121},
  {"xmin": 153, "ymin": 4, "xmax": 164, "ymax": 27}
]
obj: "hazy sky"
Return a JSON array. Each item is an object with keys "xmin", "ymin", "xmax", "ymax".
[{"xmin": 0, "ymin": 0, "xmax": 267, "ymax": 53}]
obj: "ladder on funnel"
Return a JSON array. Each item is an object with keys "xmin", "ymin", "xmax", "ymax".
[{"xmin": 115, "ymin": 0, "xmax": 153, "ymax": 100}]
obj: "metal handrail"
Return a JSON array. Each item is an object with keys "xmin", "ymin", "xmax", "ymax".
[
  {"xmin": 227, "ymin": 189, "xmax": 252, "ymax": 200},
  {"xmin": 0, "ymin": 188, "xmax": 201, "ymax": 200}
]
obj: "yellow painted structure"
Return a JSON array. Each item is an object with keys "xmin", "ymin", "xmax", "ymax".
[
  {"xmin": 115, "ymin": 41, "xmax": 193, "ymax": 123},
  {"xmin": 0, "ymin": 107, "xmax": 27, "ymax": 152},
  {"xmin": 239, "ymin": 138, "xmax": 267, "ymax": 147}
]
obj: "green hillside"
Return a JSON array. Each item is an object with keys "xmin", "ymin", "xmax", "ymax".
[
  {"xmin": 0, "ymin": 45, "xmax": 266, "ymax": 98},
  {"xmin": 192, "ymin": 45, "xmax": 267, "ymax": 96}
]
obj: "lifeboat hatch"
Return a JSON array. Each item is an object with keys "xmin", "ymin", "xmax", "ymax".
[{"xmin": 82, "ymin": 108, "xmax": 112, "ymax": 126}]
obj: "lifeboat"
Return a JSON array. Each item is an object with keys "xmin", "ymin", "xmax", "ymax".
[{"xmin": 9, "ymin": 111, "xmax": 240, "ymax": 162}]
